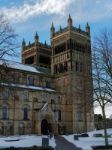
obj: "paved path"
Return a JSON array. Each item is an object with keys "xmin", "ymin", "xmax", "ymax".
[{"xmin": 55, "ymin": 136, "xmax": 82, "ymax": 150}]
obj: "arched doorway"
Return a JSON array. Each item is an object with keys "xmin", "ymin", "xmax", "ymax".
[
  {"xmin": 41, "ymin": 119, "xmax": 49, "ymax": 135},
  {"xmin": 40, "ymin": 111, "xmax": 58, "ymax": 135}
]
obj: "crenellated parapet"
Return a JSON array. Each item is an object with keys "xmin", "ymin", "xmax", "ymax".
[
  {"xmin": 52, "ymin": 24, "xmax": 90, "ymax": 37},
  {"xmin": 22, "ymin": 33, "xmax": 50, "ymax": 51},
  {"xmin": 22, "ymin": 42, "xmax": 34, "ymax": 51},
  {"xmin": 50, "ymin": 15, "xmax": 90, "ymax": 38},
  {"xmin": 22, "ymin": 32, "xmax": 51, "ymax": 68},
  {"xmin": 22, "ymin": 41, "xmax": 51, "ymax": 51}
]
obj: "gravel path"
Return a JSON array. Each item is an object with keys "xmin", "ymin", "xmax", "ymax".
[{"xmin": 55, "ymin": 136, "xmax": 82, "ymax": 150}]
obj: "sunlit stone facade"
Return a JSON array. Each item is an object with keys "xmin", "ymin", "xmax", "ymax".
[{"xmin": 0, "ymin": 15, "xmax": 94, "ymax": 135}]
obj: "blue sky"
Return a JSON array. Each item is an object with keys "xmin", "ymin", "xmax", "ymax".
[
  {"xmin": 0, "ymin": 0, "xmax": 112, "ymax": 46},
  {"xmin": 0, "ymin": 0, "xmax": 112, "ymax": 117}
]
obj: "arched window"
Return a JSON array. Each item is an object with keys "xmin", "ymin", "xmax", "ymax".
[
  {"xmin": 22, "ymin": 91, "xmax": 28, "ymax": 101},
  {"xmin": 58, "ymin": 110, "xmax": 62, "ymax": 121},
  {"xmin": 2, "ymin": 106, "xmax": 8, "ymax": 120},
  {"xmin": 76, "ymin": 61, "xmax": 79, "ymax": 72},
  {"xmin": 54, "ymin": 65, "xmax": 58, "ymax": 74},
  {"xmin": 45, "ymin": 81, "xmax": 50, "ymax": 88},
  {"xmin": 51, "ymin": 99, "xmax": 55, "ymax": 109},
  {"xmin": 59, "ymin": 64, "xmax": 63, "ymax": 73},
  {"xmin": 64, "ymin": 62, "xmax": 67, "ymax": 72},
  {"xmin": 2, "ymin": 88, "xmax": 9, "ymax": 100},
  {"xmin": 27, "ymin": 76, "xmax": 34, "ymax": 85},
  {"xmin": 23, "ymin": 107, "xmax": 28, "ymax": 120},
  {"xmin": 77, "ymin": 105, "xmax": 83, "ymax": 121},
  {"xmin": 58, "ymin": 96, "xmax": 61, "ymax": 104}
]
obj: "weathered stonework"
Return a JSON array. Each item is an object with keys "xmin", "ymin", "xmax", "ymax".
[{"xmin": 0, "ymin": 15, "xmax": 94, "ymax": 135}]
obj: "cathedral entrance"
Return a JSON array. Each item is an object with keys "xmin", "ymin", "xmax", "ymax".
[
  {"xmin": 41, "ymin": 119, "xmax": 49, "ymax": 135},
  {"xmin": 41, "ymin": 119, "xmax": 52, "ymax": 135}
]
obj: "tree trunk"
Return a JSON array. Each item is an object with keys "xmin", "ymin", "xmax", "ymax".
[{"xmin": 102, "ymin": 106, "xmax": 109, "ymax": 146}]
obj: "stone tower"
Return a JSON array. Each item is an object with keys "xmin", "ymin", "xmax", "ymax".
[
  {"xmin": 22, "ymin": 32, "xmax": 51, "ymax": 68},
  {"xmin": 51, "ymin": 15, "xmax": 94, "ymax": 133}
]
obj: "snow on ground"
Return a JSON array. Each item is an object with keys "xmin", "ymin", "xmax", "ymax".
[
  {"xmin": 63, "ymin": 129, "xmax": 112, "ymax": 150},
  {"xmin": 0, "ymin": 135, "xmax": 56, "ymax": 149}
]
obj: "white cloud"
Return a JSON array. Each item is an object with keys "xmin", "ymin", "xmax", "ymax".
[
  {"xmin": 1, "ymin": 0, "xmax": 73, "ymax": 23},
  {"xmin": 94, "ymin": 104, "xmax": 112, "ymax": 118},
  {"xmin": 0, "ymin": 0, "xmax": 112, "ymax": 24},
  {"xmin": 67, "ymin": 0, "xmax": 112, "ymax": 23}
]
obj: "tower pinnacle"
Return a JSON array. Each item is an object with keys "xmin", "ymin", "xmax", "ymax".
[
  {"xmin": 35, "ymin": 32, "xmax": 39, "ymax": 40},
  {"xmin": 35, "ymin": 32, "xmax": 39, "ymax": 46},
  {"xmin": 86, "ymin": 22, "xmax": 90, "ymax": 36},
  {"xmin": 67, "ymin": 14, "xmax": 72, "ymax": 27},
  {"xmin": 50, "ymin": 22, "xmax": 55, "ymax": 37},
  {"xmin": 22, "ymin": 38, "xmax": 26, "ymax": 50}
]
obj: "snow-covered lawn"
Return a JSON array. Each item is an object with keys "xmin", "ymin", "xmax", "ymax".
[
  {"xmin": 0, "ymin": 135, "xmax": 56, "ymax": 149},
  {"xmin": 63, "ymin": 129, "xmax": 112, "ymax": 150}
]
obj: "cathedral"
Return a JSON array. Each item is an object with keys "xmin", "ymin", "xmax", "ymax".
[{"xmin": 0, "ymin": 15, "xmax": 94, "ymax": 135}]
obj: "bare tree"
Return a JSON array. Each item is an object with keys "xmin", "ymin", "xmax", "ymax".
[
  {"xmin": 93, "ymin": 29, "xmax": 112, "ymax": 146},
  {"xmin": 0, "ymin": 13, "xmax": 18, "ymax": 59},
  {"xmin": 0, "ymin": 13, "xmax": 19, "ymax": 135},
  {"xmin": 0, "ymin": 13, "xmax": 18, "ymax": 84}
]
